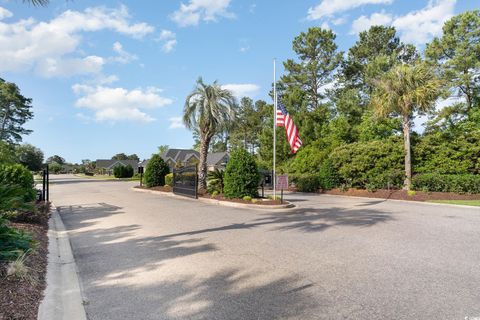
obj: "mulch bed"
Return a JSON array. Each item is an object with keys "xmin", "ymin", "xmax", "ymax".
[
  {"xmin": 322, "ymin": 188, "xmax": 480, "ymax": 202},
  {"xmin": 136, "ymin": 186, "xmax": 284, "ymax": 205},
  {"xmin": 0, "ymin": 218, "xmax": 49, "ymax": 320}
]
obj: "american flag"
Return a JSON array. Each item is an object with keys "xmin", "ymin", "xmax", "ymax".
[{"xmin": 276, "ymin": 98, "xmax": 302, "ymax": 154}]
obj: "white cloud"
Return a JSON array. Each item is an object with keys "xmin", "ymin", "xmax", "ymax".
[
  {"xmin": 307, "ymin": 0, "xmax": 392, "ymax": 20},
  {"xmin": 72, "ymin": 84, "xmax": 173, "ymax": 123},
  {"xmin": 157, "ymin": 29, "xmax": 177, "ymax": 53},
  {"xmin": 35, "ymin": 56, "xmax": 105, "ymax": 78},
  {"xmin": 111, "ymin": 42, "xmax": 138, "ymax": 64},
  {"xmin": 0, "ymin": 5, "xmax": 154, "ymax": 76},
  {"xmin": 0, "ymin": 7, "xmax": 13, "ymax": 20},
  {"xmin": 169, "ymin": 117, "xmax": 185, "ymax": 129},
  {"xmin": 171, "ymin": 0, "xmax": 235, "ymax": 27},
  {"xmin": 222, "ymin": 83, "xmax": 260, "ymax": 98},
  {"xmin": 350, "ymin": 11, "xmax": 392, "ymax": 34},
  {"xmin": 392, "ymin": 0, "xmax": 455, "ymax": 45}
]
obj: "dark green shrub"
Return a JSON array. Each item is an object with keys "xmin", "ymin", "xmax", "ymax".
[
  {"xmin": 318, "ymin": 159, "xmax": 339, "ymax": 190},
  {"xmin": 224, "ymin": 148, "xmax": 260, "ymax": 198},
  {"xmin": 165, "ymin": 173, "xmax": 173, "ymax": 186},
  {"xmin": 144, "ymin": 154, "xmax": 170, "ymax": 187},
  {"xmin": 0, "ymin": 217, "xmax": 33, "ymax": 261},
  {"xmin": 0, "ymin": 164, "xmax": 35, "ymax": 202},
  {"xmin": 113, "ymin": 164, "xmax": 134, "ymax": 178},
  {"xmin": 48, "ymin": 162, "xmax": 63, "ymax": 174},
  {"xmin": 329, "ymin": 137, "xmax": 404, "ymax": 189},
  {"xmin": 292, "ymin": 174, "xmax": 320, "ymax": 192},
  {"xmin": 412, "ymin": 174, "xmax": 480, "ymax": 193}
]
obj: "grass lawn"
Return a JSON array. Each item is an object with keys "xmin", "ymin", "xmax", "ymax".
[{"xmin": 427, "ymin": 200, "xmax": 480, "ymax": 207}]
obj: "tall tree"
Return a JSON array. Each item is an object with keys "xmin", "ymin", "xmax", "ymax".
[
  {"xmin": 157, "ymin": 145, "xmax": 169, "ymax": 155},
  {"xmin": 281, "ymin": 27, "xmax": 343, "ymax": 112},
  {"xmin": 370, "ymin": 62, "xmax": 442, "ymax": 190},
  {"xmin": 229, "ymin": 97, "xmax": 262, "ymax": 153},
  {"xmin": 127, "ymin": 154, "xmax": 139, "ymax": 161},
  {"xmin": 183, "ymin": 78, "xmax": 236, "ymax": 189},
  {"xmin": 111, "ymin": 153, "xmax": 128, "ymax": 160},
  {"xmin": 16, "ymin": 144, "xmax": 44, "ymax": 171},
  {"xmin": 426, "ymin": 10, "xmax": 480, "ymax": 112},
  {"xmin": 46, "ymin": 155, "xmax": 66, "ymax": 165},
  {"xmin": 0, "ymin": 79, "xmax": 33, "ymax": 143}
]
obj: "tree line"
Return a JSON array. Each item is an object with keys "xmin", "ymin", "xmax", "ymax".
[{"xmin": 186, "ymin": 10, "xmax": 480, "ymax": 192}]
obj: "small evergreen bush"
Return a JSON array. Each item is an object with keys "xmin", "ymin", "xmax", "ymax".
[
  {"xmin": 292, "ymin": 175, "xmax": 320, "ymax": 192},
  {"xmin": 165, "ymin": 173, "xmax": 173, "ymax": 186},
  {"xmin": 318, "ymin": 159, "xmax": 339, "ymax": 190},
  {"xmin": 144, "ymin": 154, "xmax": 170, "ymax": 187},
  {"xmin": 113, "ymin": 164, "xmax": 134, "ymax": 178},
  {"xmin": 0, "ymin": 164, "xmax": 35, "ymax": 202},
  {"xmin": 224, "ymin": 148, "xmax": 260, "ymax": 198},
  {"xmin": 242, "ymin": 195, "xmax": 252, "ymax": 201}
]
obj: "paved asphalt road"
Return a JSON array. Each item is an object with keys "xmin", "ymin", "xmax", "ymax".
[{"xmin": 52, "ymin": 175, "xmax": 480, "ymax": 320}]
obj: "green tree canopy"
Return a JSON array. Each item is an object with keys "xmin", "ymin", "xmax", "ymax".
[
  {"xmin": 0, "ymin": 78, "xmax": 33, "ymax": 144},
  {"xmin": 16, "ymin": 144, "xmax": 44, "ymax": 171}
]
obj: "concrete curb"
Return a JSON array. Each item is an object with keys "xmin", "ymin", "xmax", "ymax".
[
  {"xmin": 38, "ymin": 205, "xmax": 88, "ymax": 320},
  {"xmin": 131, "ymin": 187, "xmax": 295, "ymax": 210}
]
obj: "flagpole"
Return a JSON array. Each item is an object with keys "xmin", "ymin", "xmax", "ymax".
[{"xmin": 273, "ymin": 59, "xmax": 277, "ymax": 199}]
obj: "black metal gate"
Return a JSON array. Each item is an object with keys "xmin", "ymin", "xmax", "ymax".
[{"xmin": 173, "ymin": 165, "xmax": 198, "ymax": 199}]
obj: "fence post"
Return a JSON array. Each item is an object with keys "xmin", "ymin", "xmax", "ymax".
[
  {"xmin": 46, "ymin": 164, "xmax": 49, "ymax": 202},
  {"xmin": 42, "ymin": 168, "xmax": 46, "ymax": 201}
]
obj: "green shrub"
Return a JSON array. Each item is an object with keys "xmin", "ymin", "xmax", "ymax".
[
  {"xmin": 165, "ymin": 173, "xmax": 173, "ymax": 186},
  {"xmin": 207, "ymin": 169, "xmax": 224, "ymax": 194},
  {"xmin": 211, "ymin": 190, "xmax": 219, "ymax": 197},
  {"xmin": 144, "ymin": 154, "xmax": 170, "ymax": 187},
  {"xmin": 224, "ymin": 148, "xmax": 260, "ymax": 198},
  {"xmin": 318, "ymin": 159, "xmax": 338, "ymax": 190},
  {"xmin": 0, "ymin": 217, "xmax": 33, "ymax": 261},
  {"xmin": 412, "ymin": 174, "xmax": 480, "ymax": 194},
  {"xmin": 113, "ymin": 164, "xmax": 134, "ymax": 178},
  {"xmin": 0, "ymin": 164, "xmax": 35, "ymax": 202},
  {"xmin": 329, "ymin": 137, "xmax": 404, "ymax": 189},
  {"xmin": 292, "ymin": 174, "xmax": 320, "ymax": 192},
  {"xmin": 242, "ymin": 195, "xmax": 252, "ymax": 201},
  {"xmin": 48, "ymin": 162, "xmax": 63, "ymax": 174}
]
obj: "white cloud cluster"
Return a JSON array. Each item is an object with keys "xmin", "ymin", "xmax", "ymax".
[
  {"xmin": 350, "ymin": 11, "xmax": 392, "ymax": 34},
  {"xmin": 111, "ymin": 42, "xmax": 138, "ymax": 64},
  {"xmin": 0, "ymin": 7, "xmax": 13, "ymax": 20},
  {"xmin": 158, "ymin": 30, "xmax": 177, "ymax": 53},
  {"xmin": 350, "ymin": 0, "xmax": 456, "ymax": 45},
  {"xmin": 170, "ymin": 0, "xmax": 234, "ymax": 27},
  {"xmin": 307, "ymin": 0, "xmax": 392, "ymax": 20},
  {"xmin": 72, "ymin": 84, "xmax": 173, "ymax": 123},
  {"xmin": 169, "ymin": 117, "xmax": 185, "ymax": 129},
  {"xmin": 0, "ymin": 5, "xmax": 154, "ymax": 77},
  {"xmin": 222, "ymin": 83, "xmax": 260, "ymax": 98},
  {"xmin": 392, "ymin": 0, "xmax": 455, "ymax": 44}
]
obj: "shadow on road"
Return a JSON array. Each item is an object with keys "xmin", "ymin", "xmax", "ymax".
[{"xmin": 59, "ymin": 202, "xmax": 393, "ymax": 319}]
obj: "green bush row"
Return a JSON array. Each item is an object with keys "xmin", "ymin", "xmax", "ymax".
[
  {"xmin": 113, "ymin": 164, "xmax": 134, "ymax": 178},
  {"xmin": 0, "ymin": 164, "xmax": 35, "ymax": 202},
  {"xmin": 412, "ymin": 174, "xmax": 480, "ymax": 193}
]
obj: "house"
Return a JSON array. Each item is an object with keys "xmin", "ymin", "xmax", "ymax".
[
  {"xmin": 206, "ymin": 152, "xmax": 229, "ymax": 171},
  {"xmin": 139, "ymin": 149, "xmax": 229, "ymax": 172},
  {"xmin": 95, "ymin": 159, "xmax": 139, "ymax": 175}
]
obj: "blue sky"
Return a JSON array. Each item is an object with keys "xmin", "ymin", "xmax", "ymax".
[{"xmin": 0, "ymin": 0, "xmax": 477, "ymax": 163}]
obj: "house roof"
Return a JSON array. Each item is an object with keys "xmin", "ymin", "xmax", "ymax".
[
  {"xmin": 96, "ymin": 159, "xmax": 139, "ymax": 169},
  {"xmin": 161, "ymin": 149, "xmax": 200, "ymax": 164},
  {"xmin": 206, "ymin": 152, "xmax": 228, "ymax": 166}
]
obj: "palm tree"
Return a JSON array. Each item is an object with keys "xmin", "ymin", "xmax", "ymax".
[
  {"xmin": 183, "ymin": 78, "xmax": 236, "ymax": 189},
  {"xmin": 23, "ymin": 0, "xmax": 50, "ymax": 6},
  {"xmin": 370, "ymin": 62, "xmax": 442, "ymax": 190}
]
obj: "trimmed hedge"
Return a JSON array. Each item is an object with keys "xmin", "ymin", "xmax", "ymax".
[
  {"xmin": 0, "ymin": 164, "xmax": 35, "ymax": 201},
  {"xmin": 224, "ymin": 148, "xmax": 260, "ymax": 198},
  {"xmin": 113, "ymin": 164, "xmax": 134, "ymax": 178},
  {"xmin": 292, "ymin": 175, "xmax": 320, "ymax": 192},
  {"xmin": 412, "ymin": 174, "xmax": 480, "ymax": 193}
]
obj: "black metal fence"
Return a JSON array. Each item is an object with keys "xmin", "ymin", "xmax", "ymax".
[{"xmin": 173, "ymin": 165, "xmax": 198, "ymax": 199}]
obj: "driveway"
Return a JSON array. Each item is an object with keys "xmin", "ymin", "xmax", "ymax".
[{"xmin": 52, "ymin": 178, "xmax": 480, "ymax": 320}]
